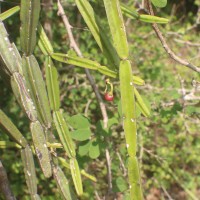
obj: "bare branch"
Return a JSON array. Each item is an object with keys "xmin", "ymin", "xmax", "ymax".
[
  {"xmin": 174, "ymin": 39, "xmax": 200, "ymax": 47},
  {"xmin": 105, "ymin": 149, "xmax": 112, "ymax": 193},
  {"xmin": 42, "ymin": 0, "xmax": 53, "ymax": 39},
  {"xmin": 57, "ymin": 0, "xmax": 108, "ymax": 128},
  {"xmin": 146, "ymin": 0, "xmax": 200, "ymax": 73},
  {"xmin": 0, "ymin": 160, "xmax": 16, "ymax": 200},
  {"xmin": 116, "ymin": 151, "xmax": 127, "ymax": 176}
]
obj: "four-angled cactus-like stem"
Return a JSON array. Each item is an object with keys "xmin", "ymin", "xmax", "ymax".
[
  {"xmin": 0, "ymin": 0, "xmax": 152, "ymax": 199},
  {"xmin": 102, "ymin": 0, "xmax": 144, "ymax": 199}
]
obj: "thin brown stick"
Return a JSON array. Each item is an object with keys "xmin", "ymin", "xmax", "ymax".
[
  {"xmin": 174, "ymin": 39, "xmax": 200, "ymax": 47},
  {"xmin": 0, "ymin": 160, "xmax": 16, "ymax": 200},
  {"xmin": 116, "ymin": 151, "xmax": 127, "ymax": 176},
  {"xmin": 57, "ymin": 0, "xmax": 108, "ymax": 128},
  {"xmin": 105, "ymin": 149, "xmax": 112, "ymax": 193},
  {"xmin": 146, "ymin": 0, "xmax": 200, "ymax": 73},
  {"xmin": 42, "ymin": 0, "xmax": 53, "ymax": 39}
]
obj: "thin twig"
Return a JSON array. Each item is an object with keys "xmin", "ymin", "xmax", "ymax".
[
  {"xmin": 154, "ymin": 178, "xmax": 174, "ymax": 200},
  {"xmin": 84, "ymin": 99, "xmax": 92, "ymax": 117},
  {"xmin": 57, "ymin": 0, "xmax": 108, "ymax": 128},
  {"xmin": 0, "ymin": 160, "xmax": 16, "ymax": 200},
  {"xmin": 161, "ymin": 185, "xmax": 174, "ymax": 200},
  {"xmin": 146, "ymin": 0, "xmax": 200, "ymax": 73},
  {"xmin": 116, "ymin": 151, "xmax": 127, "ymax": 176},
  {"xmin": 42, "ymin": 0, "xmax": 53, "ymax": 39},
  {"xmin": 177, "ymin": 74, "xmax": 192, "ymax": 134},
  {"xmin": 174, "ymin": 39, "xmax": 200, "ymax": 47},
  {"xmin": 57, "ymin": 1, "xmax": 113, "ymax": 197},
  {"xmin": 94, "ymin": 190, "xmax": 102, "ymax": 200},
  {"xmin": 105, "ymin": 149, "xmax": 113, "ymax": 194}
]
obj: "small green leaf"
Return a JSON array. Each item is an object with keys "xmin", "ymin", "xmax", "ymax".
[
  {"xmin": 115, "ymin": 177, "xmax": 128, "ymax": 192},
  {"xmin": 78, "ymin": 140, "xmax": 91, "ymax": 156},
  {"xmin": 151, "ymin": 0, "xmax": 167, "ymax": 8},
  {"xmin": 71, "ymin": 128, "xmax": 91, "ymax": 141},
  {"xmin": 68, "ymin": 114, "xmax": 90, "ymax": 129},
  {"xmin": 96, "ymin": 118, "xmax": 118, "ymax": 134},
  {"xmin": 68, "ymin": 114, "xmax": 92, "ymax": 141},
  {"xmin": 108, "ymin": 117, "xmax": 118, "ymax": 129},
  {"xmin": 89, "ymin": 140, "xmax": 100, "ymax": 159}
]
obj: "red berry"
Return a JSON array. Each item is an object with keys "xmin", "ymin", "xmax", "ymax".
[{"xmin": 104, "ymin": 93, "xmax": 114, "ymax": 101}]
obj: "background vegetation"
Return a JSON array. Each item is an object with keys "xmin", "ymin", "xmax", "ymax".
[{"xmin": 0, "ymin": 0, "xmax": 199, "ymax": 199}]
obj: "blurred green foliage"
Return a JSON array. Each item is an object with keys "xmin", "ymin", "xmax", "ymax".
[{"xmin": 0, "ymin": 0, "xmax": 200, "ymax": 199}]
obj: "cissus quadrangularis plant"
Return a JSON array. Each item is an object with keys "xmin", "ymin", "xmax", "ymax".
[{"xmin": 0, "ymin": 0, "xmax": 172, "ymax": 199}]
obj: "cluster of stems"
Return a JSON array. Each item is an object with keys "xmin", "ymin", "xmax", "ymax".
[{"xmin": 0, "ymin": 0, "xmax": 154, "ymax": 199}]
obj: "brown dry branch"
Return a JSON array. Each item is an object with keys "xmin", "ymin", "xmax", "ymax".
[
  {"xmin": 174, "ymin": 39, "xmax": 200, "ymax": 47},
  {"xmin": 57, "ymin": 0, "xmax": 108, "ymax": 129},
  {"xmin": 105, "ymin": 149, "xmax": 113, "ymax": 194},
  {"xmin": 42, "ymin": 0, "xmax": 53, "ymax": 39},
  {"xmin": 57, "ymin": 0, "xmax": 113, "ymax": 196},
  {"xmin": 0, "ymin": 160, "xmax": 16, "ymax": 200},
  {"xmin": 146, "ymin": 0, "xmax": 200, "ymax": 73},
  {"xmin": 116, "ymin": 151, "xmax": 127, "ymax": 177}
]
